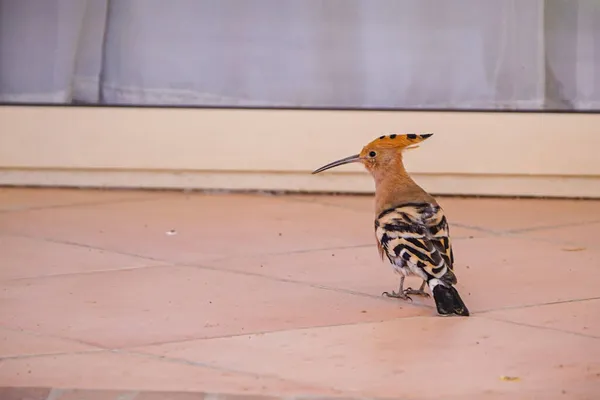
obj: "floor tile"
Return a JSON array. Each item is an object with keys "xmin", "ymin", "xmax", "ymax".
[
  {"xmin": 0, "ymin": 193, "xmax": 381, "ymax": 264},
  {"xmin": 450, "ymin": 236, "xmax": 600, "ymax": 312},
  {"xmin": 0, "ymin": 235, "xmax": 166, "ymax": 281},
  {"xmin": 2, "ymin": 189, "xmax": 599, "ymax": 398},
  {"xmin": 137, "ymin": 317, "xmax": 600, "ymax": 400},
  {"xmin": 484, "ymin": 298, "xmax": 600, "ymax": 338},
  {"xmin": 0, "ymin": 327, "xmax": 97, "ymax": 358},
  {"xmin": 0, "ymin": 187, "xmax": 168, "ymax": 212},
  {"xmin": 0, "ymin": 265, "xmax": 422, "ymax": 349},
  {"xmin": 0, "ymin": 351, "xmax": 341, "ymax": 396}
]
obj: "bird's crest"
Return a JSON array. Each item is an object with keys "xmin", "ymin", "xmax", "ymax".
[{"xmin": 360, "ymin": 133, "xmax": 433, "ymax": 155}]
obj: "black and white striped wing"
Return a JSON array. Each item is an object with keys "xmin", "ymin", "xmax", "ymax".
[{"xmin": 374, "ymin": 202, "xmax": 456, "ymax": 283}]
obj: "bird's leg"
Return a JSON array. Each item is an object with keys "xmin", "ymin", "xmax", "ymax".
[
  {"xmin": 382, "ymin": 276, "xmax": 412, "ymax": 301},
  {"xmin": 404, "ymin": 280, "xmax": 430, "ymax": 298}
]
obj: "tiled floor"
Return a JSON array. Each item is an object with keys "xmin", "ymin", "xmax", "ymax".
[{"xmin": 0, "ymin": 188, "xmax": 599, "ymax": 400}]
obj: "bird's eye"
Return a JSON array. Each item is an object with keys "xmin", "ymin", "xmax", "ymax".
[{"xmin": 369, "ymin": 151, "xmax": 377, "ymax": 158}]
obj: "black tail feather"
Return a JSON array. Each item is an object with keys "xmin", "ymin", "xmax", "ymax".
[{"xmin": 431, "ymin": 283, "xmax": 469, "ymax": 316}]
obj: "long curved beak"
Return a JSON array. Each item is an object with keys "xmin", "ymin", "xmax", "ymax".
[{"xmin": 312, "ymin": 154, "xmax": 361, "ymax": 174}]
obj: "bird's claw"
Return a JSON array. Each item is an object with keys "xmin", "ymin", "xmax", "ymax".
[
  {"xmin": 404, "ymin": 287, "xmax": 431, "ymax": 298},
  {"xmin": 382, "ymin": 291, "xmax": 413, "ymax": 302}
]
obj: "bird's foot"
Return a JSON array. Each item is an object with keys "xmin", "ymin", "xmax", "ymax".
[
  {"xmin": 404, "ymin": 287, "xmax": 430, "ymax": 298},
  {"xmin": 382, "ymin": 290, "xmax": 413, "ymax": 302}
]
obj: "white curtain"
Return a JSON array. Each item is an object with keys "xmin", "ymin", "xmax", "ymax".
[{"xmin": 1, "ymin": 0, "xmax": 599, "ymax": 109}]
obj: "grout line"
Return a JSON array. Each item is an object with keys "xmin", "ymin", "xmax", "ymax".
[
  {"xmin": 112, "ymin": 349, "xmax": 350, "ymax": 396},
  {"xmin": 509, "ymin": 234, "xmax": 600, "ymax": 251},
  {"xmin": 0, "ymin": 263, "xmax": 173, "ymax": 283},
  {"xmin": 0, "ymin": 349, "xmax": 106, "ymax": 362},
  {"xmin": 0, "ymin": 194, "xmax": 173, "ymax": 214},
  {"xmin": 3, "ymin": 232, "xmax": 169, "ymax": 263},
  {"xmin": 278, "ymin": 193, "xmax": 600, "ymax": 238},
  {"xmin": 466, "ymin": 231, "xmax": 600, "ymax": 253},
  {"xmin": 0, "ymin": 324, "xmax": 109, "ymax": 350},
  {"xmin": 475, "ymin": 296, "xmax": 600, "ymax": 314},
  {"xmin": 238, "ymin": 243, "xmax": 376, "ymax": 257},
  {"xmin": 1, "ymin": 229, "xmax": 474, "ymax": 271},
  {"xmin": 131, "ymin": 294, "xmax": 600, "ymax": 351},
  {"xmin": 505, "ymin": 219, "xmax": 600, "ymax": 234},
  {"xmin": 177, "ymin": 260, "xmax": 434, "ymax": 306},
  {"xmin": 2, "ymin": 233, "xmax": 469, "ymax": 310},
  {"xmin": 204, "ymin": 244, "xmax": 376, "ymax": 262},
  {"xmin": 128, "ymin": 315, "xmax": 433, "ymax": 350},
  {"xmin": 278, "ymin": 194, "xmax": 506, "ymax": 235},
  {"xmin": 450, "ymin": 223, "xmax": 501, "ymax": 235},
  {"xmin": 478, "ymin": 315, "xmax": 600, "ymax": 340},
  {"xmin": 207, "ymin": 234, "xmax": 479, "ymax": 262}
]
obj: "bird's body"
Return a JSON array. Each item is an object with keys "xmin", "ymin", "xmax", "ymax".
[{"xmin": 312, "ymin": 133, "xmax": 469, "ymax": 317}]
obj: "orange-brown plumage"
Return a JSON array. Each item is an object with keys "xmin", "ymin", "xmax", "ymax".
[{"xmin": 312, "ymin": 133, "xmax": 469, "ymax": 317}]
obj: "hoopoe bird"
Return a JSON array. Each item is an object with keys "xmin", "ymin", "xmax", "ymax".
[{"xmin": 312, "ymin": 133, "xmax": 469, "ymax": 316}]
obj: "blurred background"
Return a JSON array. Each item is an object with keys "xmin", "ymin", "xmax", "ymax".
[
  {"xmin": 1, "ymin": 0, "xmax": 599, "ymax": 198},
  {"xmin": 1, "ymin": 0, "xmax": 599, "ymax": 109}
]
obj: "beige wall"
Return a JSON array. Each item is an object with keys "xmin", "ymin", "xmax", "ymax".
[{"xmin": 1, "ymin": 106, "xmax": 599, "ymax": 197}]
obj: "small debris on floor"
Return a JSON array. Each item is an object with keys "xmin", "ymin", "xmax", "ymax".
[
  {"xmin": 561, "ymin": 246, "xmax": 586, "ymax": 252},
  {"xmin": 166, "ymin": 229, "xmax": 177, "ymax": 236},
  {"xmin": 499, "ymin": 376, "xmax": 520, "ymax": 382}
]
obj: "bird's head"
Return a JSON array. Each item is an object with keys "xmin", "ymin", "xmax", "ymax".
[{"xmin": 312, "ymin": 133, "xmax": 433, "ymax": 176}]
